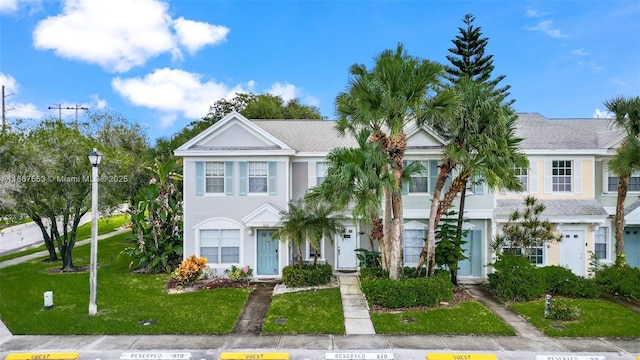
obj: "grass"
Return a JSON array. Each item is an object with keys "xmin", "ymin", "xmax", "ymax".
[
  {"xmin": 263, "ymin": 288, "xmax": 345, "ymax": 334},
  {"xmin": 0, "ymin": 233, "xmax": 250, "ymax": 335},
  {"xmin": 371, "ymin": 301, "xmax": 515, "ymax": 335},
  {"xmin": 0, "ymin": 214, "xmax": 129, "ymax": 262},
  {"xmin": 510, "ymin": 298, "xmax": 640, "ymax": 337}
]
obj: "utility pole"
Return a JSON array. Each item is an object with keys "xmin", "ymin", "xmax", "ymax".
[
  {"xmin": 2, "ymin": 85, "xmax": 6, "ymax": 135},
  {"xmin": 49, "ymin": 104, "xmax": 63, "ymax": 121},
  {"xmin": 48, "ymin": 104, "xmax": 89, "ymax": 128},
  {"xmin": 69, "ymin": 105, "xmax": 89, "ymax": 129},
  {"xmin": 2, "ymin": 85, "xmax": 15, "ymax": 135}
]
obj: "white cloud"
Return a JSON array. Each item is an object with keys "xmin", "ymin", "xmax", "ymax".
[
  {"xmin": 90, "ymin": 94, "xmax": 108, "ymax": 110},
  {"xmin": 267, "ymin": 82, "xmax": 298, "ymax": 103},
  {"xmin": 267, "ymin": 82, "xmax": 319, "ymax": 108},
  {"xmin": 173, "ymin": 17, "xmax": 229, "ymax": 55},
  {"xmin": 527, "ymin": 20, "xmax": 567, "ymax": 38},
  {"xmin": 112, "ymin": 68, "xmax": 251, "ymax": 127},
  {"xmin": 0, "ymin": 0, "xmax": 18, "ymax": 13},
  {"xmin": 593, "ymin": 108, "xmax": 613, "ymax": 119},
  {"xmin": 572, "ymin": 49, "xmax": 588, "ymax": 56},
  {"xmin": 32, "ymin": 0, "xmax": 229, "ymax": 73},
  {"xmin": 525, "ymin": 8, "xmax": 548, "ymax": 18},
  {"xmin": 0, "ymin": 73, "xmax": 19, "ymax": 93}
]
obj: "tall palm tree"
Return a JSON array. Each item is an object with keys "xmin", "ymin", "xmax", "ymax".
[
  {"xmin": 605, "ymin": 95, "xmax": 640, "ymax": 267},
  {"xmin": 335, "ymin": 43, "xmax": 457, "ymax": 280},
  {"xmin": 418, "ymin": 78, "xmax": 528, "ymax": 276}
]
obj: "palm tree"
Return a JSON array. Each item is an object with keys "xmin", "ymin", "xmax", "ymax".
[
  {"xmin": 605, "ymin": 95, "xmax": 640, "ymax": 267},
  {"xmin": 306, "ymin": 128, "xmax": 423, "ymax": 270},
  {"xmin": 303, "ymin": 200, "xmax": 346, "ymax": 265},
  {"xmin": 272, "ymin": 201, "xmax": 309, "ymax": 265},
  {"xmin": 335, "ymin": 43, "xmax": 457, "ymax": 280},
  {"xmin": 418, "ymin": 78, "xmax": 528, "ymax": 276}
]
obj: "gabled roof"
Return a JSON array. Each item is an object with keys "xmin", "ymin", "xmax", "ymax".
[
  {"xmin": 495, "ymin": 199, "xmax": 609, "ymax": 223},
  {"xmin": 625, "ymin": 200, "xmax": 640, "ymax": 225},
  {"xmin": 242, "ymin": 203, "xmax": 284, "ymax": 228},
  {"xmin": 174, "ymin": 111, "xmax": 295, "ymax": 156}
]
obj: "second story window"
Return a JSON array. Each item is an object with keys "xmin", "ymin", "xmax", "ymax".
[
  {"xmin": 205, "ymin": 162, "xmax": 225, "ymax": 193},
  {"xmin": 608, "ymin": 170, "xmax": 640, "ymax": 193},
  {"xmin": 515, "ymin": 167, "xmax": 528, "ymax": 192},
  {"xmin": 249, "ymin": 162, "xmax": 268, "ymax": 193},
  {"xmin": 552, "ymin": 160, "xmax": 572, "ymax": 192},
  {"xmin": 316, "ymin": 162, "xmax": 327, "ymax": 185},
  {"xmin": 409, "ymin": 160, "xmax": 429, "ymax": 193}
]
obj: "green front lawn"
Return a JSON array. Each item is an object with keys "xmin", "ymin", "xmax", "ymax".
[
  {"xmin": 371, "ymin": 301, "xmax": 515, "ymax": 335},
  {"xmin": 263, "ymin": 288, "xmax": 345, "ymax": 334},
  {"xmin": 0, "ymin": 233, "xmax": 249, "ymax": 334},
  {"xmin": 510, "ymin": 298, "xmax": 640, "ymax": 337}
]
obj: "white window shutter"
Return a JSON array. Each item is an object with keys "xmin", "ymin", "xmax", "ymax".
[
  {"xmin": 308, "ymin": 162, "xmax": 316, "ymax": 187},
  {"xmin": 573, "ymin": 159, "xmax": 582, "ymax": 194},
  {"xmin": 543, "ymin": 160, "xmax": 552, "ymax": 194},
  {"xmin": 529, "ymin": 161, "xmax": 538, "ymax": 194}
]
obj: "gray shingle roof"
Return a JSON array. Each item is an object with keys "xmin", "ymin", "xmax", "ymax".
[
  {"xmin": 252, "ymin": 119, "xmax": 357, "ymax": 152},
  {"xmin": 515, "ymin": 113, "xmax": 618, "ymax": 150},
  {"xmin": 625, "ymin": 200, "xmax": 640, "ymax": 216},
  {"xmin": 245, "ymin": 113, "xmax": 622, "ymax": 153},
  {"xmin": 496, "ymin": 199, "xmax": 609, "ymax": 219}
]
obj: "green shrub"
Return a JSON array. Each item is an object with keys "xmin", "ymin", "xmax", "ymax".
[
  {"xmin": 282, "ymin": 263, "xmax": 333, "ymax": 287},
  {"xmin": 360, "ymin": 271, "xmax": 452, "ymax": 308},
  {"xmin": 488, "ymin": 254, "xmax": 545, "ymax": 302},
  {"xmin": 546, "ymin": 298, "xmax": 582, "ymax": 321},
  {"xmin": 224, "ymin": 265, "xmax": 253, "ymax": 281},
  {"xmin": 538, "ymin": 266, "xmax": 599, "ymax": 298},
  {"xmin": 402, "ymin": 266, "xmax": 427, "ymax": 278},
  {"xmin": 596, "ymin": 265, "xmax": 640, "ymax": 300},
  {"xmin": 359, "ymin": 266, "xmax": 388, "ymax": 280}
]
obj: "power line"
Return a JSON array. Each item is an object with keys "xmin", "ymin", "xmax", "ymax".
[
  {"xmin": 48, "ymin": 104, "xmax": 89, "ymax": 129},
  {"xmin": 2, "ymin": 85, "xmax": 15, "ymax": 135}
]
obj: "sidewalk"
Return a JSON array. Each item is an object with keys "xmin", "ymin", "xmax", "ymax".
[{"xmin": 338, "ymin": 273, "xmax": 375, "ymax": 335}]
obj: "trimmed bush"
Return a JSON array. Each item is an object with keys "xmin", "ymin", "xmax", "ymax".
[
  {"xmin": 546, "ymin": 298, "xmax": 582, "ymax": 321},
  {"xmin": 402, "ymin": 266, "xmax": 427, "ymax": 278},
  {"xmin": 282, "ymin": 263, "xmax": 333, "ymax": 287},
  {"xmin": 538, "ymin": 265, "xmax": 599, "ymax": 299},
  {"xmin": 596, "ymin": 265, "xmax": 640, "ymax": 300},
  {"xmin": 488, "ymin": 254, "xmax": 545, "ymax": 302},
  {"xmin": 359, "ymin": 266, "xmax": 388, "ymax": 280},
  {"xmin": 360, "ymin": 271, "xmax": 452, "ymax": 308}
]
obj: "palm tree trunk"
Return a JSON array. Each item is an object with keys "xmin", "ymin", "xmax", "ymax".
[
  {"xmin": 615, "ymin": 175, "xmax": 628, "ymax": 267},
  {"xmin": 389, "ymin": 188, "xmax": 404, "ymax": 280},
  {"xmin": 452, "ymin": 186, "xmax": 467, "ymax": 285}
]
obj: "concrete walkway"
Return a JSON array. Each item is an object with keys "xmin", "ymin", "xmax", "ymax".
[
  {"xmin": 337, "ymin": 273, "xmax": 376, "ymax": 335},
  {"xmin": 0, "ymin": 228, "xmax": 129, "ymax": 270}
]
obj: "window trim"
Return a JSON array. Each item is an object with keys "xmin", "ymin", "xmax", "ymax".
[
  {"xmin": 605, "ymin": 166, "xmax": 640, "ymax": 193},
  {"xmin": 594, "ymin": 226, "xmax": 610, "ymax": 262},
  {"xmin": 404, "ymin": 221, "xmax": 427, "ymax": 267},
  {"xmin": 204, "ymin": 161, "xmax": 225, "ymax": 194},
  {"xmin": 194, "ymin": 218, "xmax": 244, "ymax": 267},
  {"xmin": 316, "ymin": 162, "xmax": 327, "ymax": 186},
  {"xmin": 552, "ymin": 160, "xmax": 572, "ymax": 193},
  {"xmin": 305, "ymin": 237, "xmax": 326, "ymax": 262}
]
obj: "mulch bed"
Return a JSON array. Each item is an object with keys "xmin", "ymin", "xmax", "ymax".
[{"xmin": 165, "ymin": 278, "xmax": 250, "ymax": 294}]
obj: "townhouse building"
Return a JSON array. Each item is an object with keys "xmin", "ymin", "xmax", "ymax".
[{"xmin": 174, "ymin": 111, "xmax": 640, "ymax": 280}]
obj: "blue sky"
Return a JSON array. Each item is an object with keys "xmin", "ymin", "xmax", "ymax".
[{"xmin": 1, "ymin": 0, "xmax": 639, "ymax": 141}]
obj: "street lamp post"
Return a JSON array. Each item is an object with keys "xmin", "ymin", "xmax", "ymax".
[{"xmin": 87, "ymin": 148, "xmax": 102, "ymax": 316}]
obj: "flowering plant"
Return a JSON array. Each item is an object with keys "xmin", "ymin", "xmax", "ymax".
[
  {"xmin": 225, "ymin": 265, "xmax": 253, "ymax": 281},
  {"xmin": 172, "ymin": 255, "xmax": 208, "ymax": 285}
]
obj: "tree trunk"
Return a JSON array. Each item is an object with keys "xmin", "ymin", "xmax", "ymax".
[
  {"xmin": 388, "ymin": 187, "xmax": 404, "ymax": 280},
  {"xmin": 452, "ymin": 186, "xmax": 467, "ymax": 286},
  {"xmin": 382, "ymin": 187, "xmax": 392, "ymax": 272},
  {"xmin": 32, "ymin": 216, "xmax": 58, "ymax": 261},
  {"xmin": 615, "ymin": 175, "xmax": 628, "ymax": 267},
  {"xmin": 438, "ymin": 175, "xmax": 469, "ymax": 220},
  {"xmin": 416, "ymin": 160, "xmax": 454, "ymax": 276},
  {"xmin": 369, "ymin": 212, "xmax": 384, "ymax": 267}
]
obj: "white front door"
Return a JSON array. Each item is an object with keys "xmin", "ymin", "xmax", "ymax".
[
  {"xmin": 559, "ymin": 230, "xmax": 586, "ymax": 276},
  {"xmin": 337, "ymin": 226, "xmax": 358, "ymax": 269}
]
